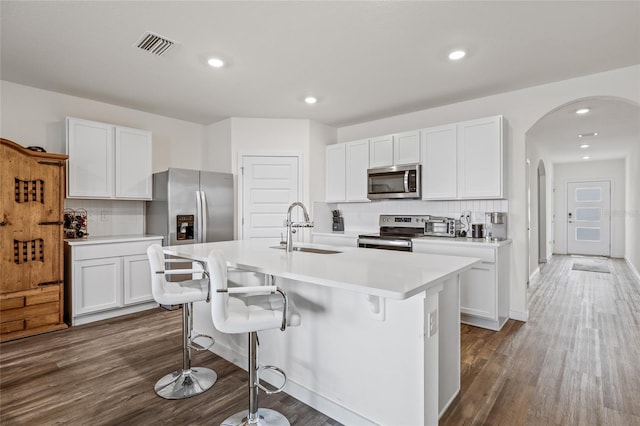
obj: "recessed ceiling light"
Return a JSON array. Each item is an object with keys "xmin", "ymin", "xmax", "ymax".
[
  {"xmin": 304, "ymin": 96, "xmax": 317, "ymax": 105},
  {"xmin": 576, "ymin": 108, "xmax": 590, "ymax": 115},
  {"xmin": 207, "ymin": 57, "xmax": 225, "ymax": 68},
  {"xmin": 580, "ymin": 144, "xmax": 590, "ymax": 148},
  {"xmin": 448, "ymin": 50, "xmax": 466, "ymax": 60},
  {"xmin": 578, "ymin": 132, "xmax": 598, "ymax": 138},
  {"xmin": 582, "ymin": 156, "xmax": 591, "ymax": 160}
]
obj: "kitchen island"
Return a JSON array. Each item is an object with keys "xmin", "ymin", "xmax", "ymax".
[{"xmin": 163, "ymin": 239, "xmax": 479, "ymax": 426}]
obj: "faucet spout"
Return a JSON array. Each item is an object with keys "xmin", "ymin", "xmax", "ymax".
[{"xmin": 285, "ymin": 202, "xmax": 313, "ymax": 252}]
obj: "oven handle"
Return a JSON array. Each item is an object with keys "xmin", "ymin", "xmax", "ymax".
[{"xmin": 358, "ymin": 238, "xmax": 412, "ymax": 248}]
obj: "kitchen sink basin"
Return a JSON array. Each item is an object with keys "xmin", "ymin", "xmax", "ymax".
[{"xmin": 270, "ymin": 246, "xmax": 341, "ymax": 254}]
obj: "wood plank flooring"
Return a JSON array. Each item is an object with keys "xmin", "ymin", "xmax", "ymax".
[
  {"xmin": 441, "ymin": 255, "xmax": 640, "ymax": 426},
  {"xmin": 1, "ymin": 254, "xmax": 639, "ymax": 425}
]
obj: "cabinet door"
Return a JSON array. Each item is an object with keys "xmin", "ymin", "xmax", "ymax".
[
  {"xmin": 123, "ymin": 254, "xmax": 154, "ymax": 305},
  {"xmin": 325, "ymin": 144, "xmax": 346, "ymax": 202},
  {"xmin": 421, "ymin": 125, "xmax": 457, "ymax": 200},
  {"xmin": 74, "ymin": 257, "xmax": 122, "ymax": 315},
  {"xmin": 394, "ymin": 131, "xmax": 420, "ymax": 165},
  {"xmin": 457, "ymin": 116, "xmax": 503, "ymax": 198},
  {"xmin": 369, "ymin": 135, "xmax": 394, "ymax": 168},
  {"xmin": 345, "ymin": 140, "xmax": 370, "ymax": 201},
  {"xmin": 460, "ymin": 263, "xmax": 496, "ymax": 320},
  {"xmin": 115, "ymin": 126, "xmax": 152, "ymax": 200},
  {"xmin": 66, "ymin": 118, "xmax": 114, "ymax": 198}
]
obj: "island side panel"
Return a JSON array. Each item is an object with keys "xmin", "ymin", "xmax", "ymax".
[
  {"xmin": 193, "ymin": 277, "xmax": 441, "ymax": 426},
  {"xmin": 439, "ymin": 275, "xmax": 461, "ymax": 416}
]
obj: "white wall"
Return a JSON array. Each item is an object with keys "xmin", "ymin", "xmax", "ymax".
[
  {"xmin": 203, "ymin": 118, "xmax": 232, "ymax": 173},
  {"xmin": 553, "ymin": 159, "xmax": 626, "ymax": 258},
  {"xmin": 625, "ymin": 142, "xmax": 640, "ymax": 276},
  {"xmin": 337, "ymin": 65, "xmax": 640, "ymax": 321},
  {"xmin": 0, "ymin": 81, "xmax": 205, "ymax": 173}
]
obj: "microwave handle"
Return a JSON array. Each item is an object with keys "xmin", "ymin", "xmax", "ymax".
[{"xmin": 404, "ymin": 171, "xmax": 409, "ymax": 193}]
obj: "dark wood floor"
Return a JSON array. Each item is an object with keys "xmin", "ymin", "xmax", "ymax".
[{"xmin": 2, "ymin": 255, "xmax": 639, "ymax": 425}]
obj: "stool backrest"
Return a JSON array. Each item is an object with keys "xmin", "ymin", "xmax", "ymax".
[
  {"xmin": 207, "ymin": 249, "xmax": 230, "ymax": 331},
  {"xmin": 147, "ymin": 244, "xmax": 169, "ymax": 305}
]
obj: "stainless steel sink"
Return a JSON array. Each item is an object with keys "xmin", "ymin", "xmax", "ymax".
[{"xmin": 270, "ymin": 246, "xmax": 341, "ymax": 254}]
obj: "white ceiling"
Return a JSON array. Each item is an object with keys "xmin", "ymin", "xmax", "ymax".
[{"xmin": 2, "ymin": 1, "xmax": 639, "ymax": 129}]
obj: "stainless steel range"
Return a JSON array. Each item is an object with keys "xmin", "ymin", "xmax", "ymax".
[{"xmin": 357, "ymin": 215, "xmax": 430, "ymax": 252}]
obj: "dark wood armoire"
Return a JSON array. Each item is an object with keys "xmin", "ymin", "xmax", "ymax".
[{"xmin": 1, "ymin": 138, "xmax": 68, "ymax": 342}]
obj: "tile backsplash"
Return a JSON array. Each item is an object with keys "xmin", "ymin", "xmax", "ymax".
[
  {"xmin": 64, "ymin": 199, "xmax": 145, "ymax": 237},
  {"xmin": 314, "ymin": 199, "xmax": 508, "ymax": 234}
]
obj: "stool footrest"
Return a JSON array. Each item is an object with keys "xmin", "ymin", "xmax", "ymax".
[
  {"xmin": 189, "ymin": 334, "xmax": 215, "ymax": 352},
  {"xmin": 257, "ymin": 365, "xmax": 287, "ymax": 394}
]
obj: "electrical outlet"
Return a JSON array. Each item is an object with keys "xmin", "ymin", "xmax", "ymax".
[{"xmin": 427, "ymin": 309, "xmax": 438, "ymax": 338}]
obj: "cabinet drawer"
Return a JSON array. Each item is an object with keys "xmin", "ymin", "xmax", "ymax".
[
  {"xmin": 1, "ymin": 297, "xmax": 25, "ymax": 311},
  {"xmin": 1, "ymin": 320, "xmax": 24, "ymax": 334},
  {"xmin": 412, "ymin": 242, "xmax": 495, "ymax": 263},
  {"xmin": 1, "ymin": 286, "xmax": 60, "ymax": 310},
  {"xmin": 27, "ymin": 313, "xmax": 60, "ymax": 329},
  {"xmin": 1, "ymin": 302, "xmax": 60, "ymax": 323},
  {"xmin": 73, "ymin": 240, "xmax": 161, "ymax": 260},
  {"xmin": 27, "ymin": 287, "xmax": 60, "ymax": 305}
]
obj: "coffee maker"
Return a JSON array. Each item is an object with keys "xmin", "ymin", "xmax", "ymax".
[{"xmin": 484, "ymin": 212, "xmax": 508, "ymax": 240}]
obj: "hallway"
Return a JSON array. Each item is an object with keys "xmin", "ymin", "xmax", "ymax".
[{"xmin": 442, "ymin": 255, "xmax": 640, "ymax": 425}]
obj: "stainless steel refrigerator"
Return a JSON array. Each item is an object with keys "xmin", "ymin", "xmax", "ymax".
[{"xmin": 146, "ymin": 168, "xmax": 234, "ymax": 246}]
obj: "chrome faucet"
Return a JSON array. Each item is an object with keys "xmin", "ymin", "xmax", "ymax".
[{"xmin": 285, "ymin": 202, "xmax": 314, "ymax": 252}]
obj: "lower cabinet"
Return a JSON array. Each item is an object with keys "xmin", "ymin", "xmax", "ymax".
[
  {"xmin": 412, "ymin": 240, "xmax": 511, "ymax": 331},
  {"xmin": 65, "ymin": 237, "xmax": 162, "ymax": 325}
]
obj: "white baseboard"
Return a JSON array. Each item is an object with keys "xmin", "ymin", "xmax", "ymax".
[
  {"xmin": 509, "ymin": 310, "xmax": 528, "ymax": 322},
  {"xmin": 625, "ymin": 257, "xmax": 640, "ymax": 281},
  {"xmin": 201, "ymin": 334, "xmax": 375, "ymax": 426},
  {"xmin": 529, "ymin": 266, "xmax": 540, "ymax": 281},
  {"xmin": 72, "ymin": 301, "xmax": 158, "ymax": 326}
]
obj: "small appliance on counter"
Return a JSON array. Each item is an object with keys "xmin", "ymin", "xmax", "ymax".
[
  {"xmin": 471, "ymin": 223, "xmax": 484, "ymax": 239},
  {"xmin": 485, "ymin": 212, "xmax": 508, "ymax": 240},
  {"xmin": 331, "ymin": 209, "xmax": 344, "ymax": 232},
  {"xmin": 424, "ymin": 216, "xmax": 457, "ymax": 238}
]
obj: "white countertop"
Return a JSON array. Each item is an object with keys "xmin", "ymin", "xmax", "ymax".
[
  {"xmin": 163, "ymin": 239, "xmax": 480, "ymax": 300},
  {"xmin": 65, "ymin": 234, "xmax": 163, "ymax": 245}
]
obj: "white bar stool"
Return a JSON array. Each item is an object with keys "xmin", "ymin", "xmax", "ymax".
[
  {"xmin": 207, "ymin": 249, "xmax": 301, "ymax": 426},
  {"xmin": 147, "ymin": 244, "xmax": 217, "ymax": 399}
]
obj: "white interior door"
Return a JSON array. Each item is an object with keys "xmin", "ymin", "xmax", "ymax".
[
  {"xmin": 240, "ymin": 155, "xmax": 300, "ymax": 240},
  {"xmin": 567, "ymin": 180, "xmax": 611, "ymax": 256}
]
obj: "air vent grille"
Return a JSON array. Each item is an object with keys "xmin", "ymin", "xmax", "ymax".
[{"xmin": 135, "ymin": 31, "xmax": 176, "ymax": 56}]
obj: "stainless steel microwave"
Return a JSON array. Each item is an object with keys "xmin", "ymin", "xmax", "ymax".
[{"xmin": 367, "ymin": 164, "xmax": 421, "ymax": 200}]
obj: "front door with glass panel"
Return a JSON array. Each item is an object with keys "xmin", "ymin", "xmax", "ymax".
[{"xmin": 567, "ymin": 180, "xmax": 611, "ymax": 256}]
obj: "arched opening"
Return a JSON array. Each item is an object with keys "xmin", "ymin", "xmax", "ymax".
[{"xmin": 526, "ymin": 95, "xmax": 640, "ymax": 280}]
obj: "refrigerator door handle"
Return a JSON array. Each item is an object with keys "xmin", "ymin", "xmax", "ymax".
[
  {"xmin": 196, "ymin": 190, "xmax": 203, "ymax": 243},
  {"xmin": 201, "ymin": 190, "xmax": 208, "ymax": 243}
]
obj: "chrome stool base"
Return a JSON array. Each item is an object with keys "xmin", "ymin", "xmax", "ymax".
[
  {"xmin": 221, "ymin": 408, "xmax": 290, "ymax": 426},
  {"xmin": 154, "ymin": 367, "xmax": 217, "ymax": 400}
]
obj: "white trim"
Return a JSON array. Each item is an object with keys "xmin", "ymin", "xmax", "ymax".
[
  {"xmin": 72, "ymin": 301, "xmax": 158, "ymax": 326},
  {"xmin": 625, "ymin": 256, "xmax": 640, "ymax": 281},
  {"xmin": 236, "ymin": 151, "xmax": 304, "ymax": 240},
  {"xmin": 509, "ymin": 310, "xmax": 529, "ymax": 322},
  {"xmin": 529, "ymin": 265, "xmax": 540, "ymax": 281}
]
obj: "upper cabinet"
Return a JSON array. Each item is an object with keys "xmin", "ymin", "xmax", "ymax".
[
  {"xmin": 66, "ymin": 117, "xmax": 152, "ymax": 200},
  {"xmin": 422, "ymin": 116, "xmax": 505, "ymax": 200},
  {"xmin": 325, "ymin": 140, "xmax": 370, "ymax": 203},
  {"xmin": 369, "ymin": 131, "xmax": 421, "ymax": 168}
]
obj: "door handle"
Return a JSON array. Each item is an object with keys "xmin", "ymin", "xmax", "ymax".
[{"xmin": 38, "ymin": 221, "xmax": 64, "ymax": 226}]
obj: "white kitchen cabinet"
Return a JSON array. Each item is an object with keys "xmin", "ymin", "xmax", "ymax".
[
  {"xmin": 412, "ymin": 239, "xmax": 510, "ymax": 331},
  {"xmin": 66, "ymin": 117, "xmax": 153, "ymax": 200},
  {"xmin": 369, "ymin": 132, "xmax": 420, "ymax": 168},
  {"xmin": 421, "ymin": 115, "xmax": 505, "ymax": 200},
  {"xmin": 65, "ymin": 236, "xmax": 162, "ymax": 325},
  {"xmin": 457, "ymin": 116, "xmax": 504, "ymax": 199},
  {"xmin": 421, "ymin": 124, "xmax": 457, "ymax": 199},
  {"xmin": 345, "ymin": 139, "xmax": 370, "ymax": 201},
  {"xmin": 325, "ymin": 144, "xmax": 347, "ymax": 202},
  {"xmin": 326, "ymin": 140, "xmax": 370, "ymax": 203},
  {"xmin": 393, "ymin": 130, "xmax": 421, "ymax": 165},
  {"xmin": 369, "ymin": 135, "xmax": 394, "ymax": 168}
]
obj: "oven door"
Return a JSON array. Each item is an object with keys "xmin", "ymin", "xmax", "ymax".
[{"xmin": 357, "ymin": 237, "xmax": 413, "ymax": 252}]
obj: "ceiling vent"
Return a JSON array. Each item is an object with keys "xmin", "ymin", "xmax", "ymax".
[{"xmin": 134, "ymin": 31, "xmax": 176, "ymax": 56}]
